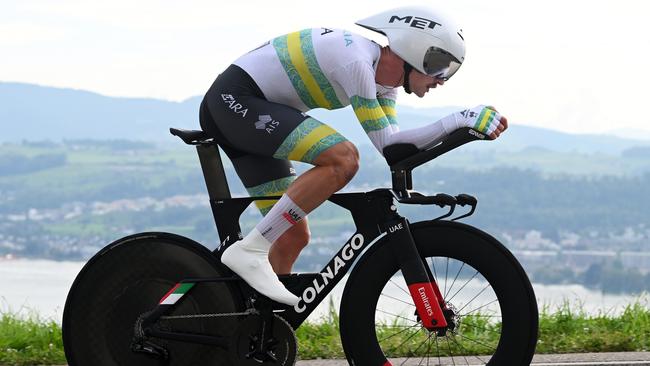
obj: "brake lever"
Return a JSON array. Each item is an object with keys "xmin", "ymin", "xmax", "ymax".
[
  {"xmin": 393, "ymin": 192, "xmax": 457, "ymax": 221},
  {"xmin": 431, "ymin": 193, "xmax": 457, "ymax": 221},
  {"xmin": 451, "ymin": 194, "xmax": 478, "ymax": 221}
]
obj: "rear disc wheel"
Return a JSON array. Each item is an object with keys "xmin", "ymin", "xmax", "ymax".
[{"xmin": 63, "ymin": 233, "xmax": 244, "ymax": 366}]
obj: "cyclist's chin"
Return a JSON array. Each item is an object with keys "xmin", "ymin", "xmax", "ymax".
[{"xmin": 415, "ymin": 89, "xmax": 427, "ymax": 98}]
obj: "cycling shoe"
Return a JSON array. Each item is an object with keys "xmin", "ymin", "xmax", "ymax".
[{"xmin": 221, "ymin": 229, "xmax": 300, "ymax": 306}]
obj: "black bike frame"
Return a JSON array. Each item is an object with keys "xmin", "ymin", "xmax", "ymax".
[
  {"xmin": 218, "ymin": 188, "xmax": 448, "ymax": 328},
  {"xmin": 145, "ymin": 189, "xmax": 445, "ymax": 334},
  {"xmin": 141, "ymin": 127, "xmax": 485, "ymax": 346}
]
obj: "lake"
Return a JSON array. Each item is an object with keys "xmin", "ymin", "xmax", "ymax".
[{"xmin": 0, "ymin": 259, "xmax": 647, "ymax": 323}]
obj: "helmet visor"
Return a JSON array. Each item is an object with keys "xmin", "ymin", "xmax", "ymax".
[{"xmin": 423, "ymin": 47, "xmax": 462, "ymax": 81}]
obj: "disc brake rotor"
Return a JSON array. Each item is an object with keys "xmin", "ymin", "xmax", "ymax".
[{"xmin": 230, "ymin": 314, "xmax": 297, "ymax": 366}]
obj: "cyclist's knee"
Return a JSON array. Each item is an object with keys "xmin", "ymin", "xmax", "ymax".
[
  {"xmin": 317, "ymin": 141, "xmax": 359, "ymax": 186},
  {"xmin": 337, "ymin": 142, "xmax": 360, "ymax": 183}
]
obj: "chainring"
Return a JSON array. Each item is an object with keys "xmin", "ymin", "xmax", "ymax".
[{"xmin": 229, "ymin": 314, "xmax": 297, "ymax": 366}]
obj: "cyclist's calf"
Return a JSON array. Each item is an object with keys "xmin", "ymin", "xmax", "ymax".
[{"xmin": 270, "ymin": 220, "xmax": 311, "ymax": 274}]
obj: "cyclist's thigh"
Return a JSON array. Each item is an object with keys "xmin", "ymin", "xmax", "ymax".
[
  {"xmin": 200, "ymin": 97, "xmax": 292, "ymax": 216},
  {"xmin": 205, "ymin": 100, "xmax": 347, "ymax": 165},
  {"xmin": 234, "ymin": 105, "xmax": 343, "ymax": 164}
]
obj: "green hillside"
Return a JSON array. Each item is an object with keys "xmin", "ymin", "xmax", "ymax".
[{"xmin": 1, "ymin": 140, "xmax": 650, "ymax": 293}]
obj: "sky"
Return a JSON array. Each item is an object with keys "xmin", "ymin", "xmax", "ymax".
[{"xmin": 2, "ymin": 0, "xmax": 649, "ymax": 134}]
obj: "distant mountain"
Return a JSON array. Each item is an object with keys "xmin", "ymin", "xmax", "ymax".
[
  {"xmin": 472, "ymin": 126, "xmax": 650, "ymax": 155},
  {"xmin": 0, "ymin": 82, "xmax": 201, "ymax": 141},
  {"xmin": 606, "ymin": 128, "xmax": 650, "ymax": 141},
  {"xmin": 2, "ymin": 82, "xmax": 649, "ymax": 155}
]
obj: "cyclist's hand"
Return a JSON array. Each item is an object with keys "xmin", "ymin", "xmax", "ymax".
[
  {"xmin": 484, "ymin": 106, "xmax": 508, "ymax": 140},
  {"xmin": 444, "ymin": 105, "xmax": 508, "ymax": 140}
]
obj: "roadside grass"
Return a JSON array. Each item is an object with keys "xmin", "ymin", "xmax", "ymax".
[
  {"xmin": 1, "ymin": 300, "xmax": 648, "ymax": 365},
  {"xmin": 536, "ymin": 301, "xmax": 650, "ymax": 353},
  {"xmin": 297, "ymin": 299, "xmax": 650, "ymax": 359},
  {"xmin": 0, "ymin": 312, "xmax": 64, "ymax": 366}
]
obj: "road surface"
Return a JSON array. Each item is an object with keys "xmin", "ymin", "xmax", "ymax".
[{"xmin": 295, "ymin": 352, "xmax": 650, "ymax": 365}]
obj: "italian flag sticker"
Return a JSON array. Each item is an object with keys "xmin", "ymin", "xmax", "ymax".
[{"xmin": 159, "ymin": 283, "xmax": 195, "ymax": 305}]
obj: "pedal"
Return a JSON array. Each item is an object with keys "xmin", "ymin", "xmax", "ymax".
[
  {"xmin": 131, "ymin": 340, "xmax": 169, "ymax": 360},
  {"xmin": 231, "ymin": 314, "xmax": 297, "ymax": 366}
]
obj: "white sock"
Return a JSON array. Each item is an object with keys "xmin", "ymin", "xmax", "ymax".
[{"xmin": 256, "ymin": 194, "xmax": 306, "ymax": 243}]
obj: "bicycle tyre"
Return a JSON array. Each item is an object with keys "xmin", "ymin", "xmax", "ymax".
[
  {"xmin": 62, "ymin": 232, "xmax": 244, "ymax": 366},
  {"xmin": 340, "ymin": 221, "xmax": 538, "ymax": 366}
]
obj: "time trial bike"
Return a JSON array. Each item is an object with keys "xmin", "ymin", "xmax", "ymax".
[{"xmin": 62, "ymin": 126, "xmax": 539, "ymax": 365}]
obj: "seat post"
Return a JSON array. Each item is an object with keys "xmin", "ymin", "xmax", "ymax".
[
  {"xmin": 197, "ymin": 144, "xmax": 250, "ymax": 249},
  {"xmin": 196, "ymin": 145, "xmax": 231, "ymax": 200}
]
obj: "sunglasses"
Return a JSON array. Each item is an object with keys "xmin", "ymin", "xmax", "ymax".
[{"xmin": 423, "ymin": 47, "xmax": 462, "ymax": 81}]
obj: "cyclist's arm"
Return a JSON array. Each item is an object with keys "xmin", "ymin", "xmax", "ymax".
[
  {"xmin": 373, "ymin": 89, "xmax": 456, "ymax": 148},
  {"xmin": 376, "ymin": 86, "xmax": 398, "ymax": 128},
  {"xmin": 374, "ymin": 105, "xmax": 505, "ymax": 149},
  {"xmin": 334, "ymin": 62, "xmax": 461, "ymax": 154}
]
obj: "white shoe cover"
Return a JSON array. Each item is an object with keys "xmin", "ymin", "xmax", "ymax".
[{"xmin": 221, "ymin": 229, "xmax": 300, "ymax": 306}]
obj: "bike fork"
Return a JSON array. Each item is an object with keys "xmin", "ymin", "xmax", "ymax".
[{"xmin": 384, "ymin": 218, "xmax": 447, "ymax": 329}]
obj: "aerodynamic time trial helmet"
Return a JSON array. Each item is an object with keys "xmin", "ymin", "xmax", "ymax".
[{"xmin": 356, "ymin": 6, "xmax": 466, "ymax": 81}]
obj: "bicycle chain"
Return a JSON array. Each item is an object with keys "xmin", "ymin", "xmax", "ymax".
[{"xmin": 160, "ymin": 309, "xmax": 257, "ymax": 320}]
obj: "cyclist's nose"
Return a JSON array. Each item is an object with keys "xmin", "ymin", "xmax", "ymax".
[{"xmin": 428, "ymin": 77, "xmax": 444, "ymax": 90}]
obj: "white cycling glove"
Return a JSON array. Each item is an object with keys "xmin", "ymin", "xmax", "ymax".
[
  {"xmin": 439, "ymin": 105, "xmax": 503, "ymax": 136},
  {"xmin": 376, "ymin": 105, "xmax": 504, "ymax": 152}
]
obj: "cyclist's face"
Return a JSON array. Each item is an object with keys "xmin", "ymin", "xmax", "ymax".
[{"xmin": 409, "ymin": 70, "xmax": 445, "ymax": 97}]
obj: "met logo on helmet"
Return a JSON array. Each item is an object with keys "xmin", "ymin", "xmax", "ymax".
[{"xmin": 389, "ymin": 15, "xmax": 440, "ymax": 30}]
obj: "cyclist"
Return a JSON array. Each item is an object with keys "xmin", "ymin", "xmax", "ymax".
[{"xmin": 199, "ymin": 6, "xmax": 508, "ymax": 305}]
